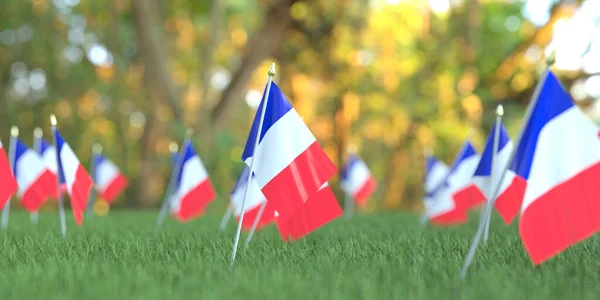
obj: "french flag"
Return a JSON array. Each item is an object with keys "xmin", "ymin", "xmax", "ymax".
[
  {"xmin": 230, "ymin": 166, "xmax": 276, "ymax": 231},
  {"xmin": 423, "ymin": 154, "xmax": 449, "ymax": 214},
  {"xmin": 428, "ymin": 141, "xmax": 483, "ymax": 224},
  {"xmin": 12, "ymin": 139, "xmax": 58, "ymax": 212},
  {"xmin": 170, "ymin": 140, "xmax": 216, "ymax": 222},
  {"xmin": 37, "ymin": 138, "xmax": 67, "ymax": 196},
  {"xmin": 241, "ymin": 82, "xmax": 337, "ymax": 220},
  {"xmin": 275, "ymin": 182, "xmax": 343, "ymax": 241},
  {"xmin": 472, "ymin": 121, "xmax": 524, "ymax": 225},
  {"xmin": 0, "ymin": 140, "xmax": 17, "ymax": 208},
  {"xmin": 340, "ymin": 154, "xmax": 376, "ymax": 207},
  {"xmin": 54, "ymin": 129, "xmax": 93, "ymax": 225},
  {"xmin": 93, "ymin": 154, "xmax": 128, "ymax": 204},
  {"xmin": 511, "ymin": 71, "xmax": 600, "ymax": 265}
]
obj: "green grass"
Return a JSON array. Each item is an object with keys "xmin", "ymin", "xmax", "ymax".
[{"xmin": 0, "ymin": 211, "xmax": 598, "ymax": 299}]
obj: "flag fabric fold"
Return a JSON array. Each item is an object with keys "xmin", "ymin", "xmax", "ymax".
[
  {"xmin": 241, "ymin": 82, "xmax": 337, "ymax": 220},
  {"xmin": 38, "ymin": 138, "xmax": 67, "ymax": 196},
  {"xmin": 511, "ymin": 71, "xmax": 600, "ymax": 265},
  {"xmin": 0, "ymin": 140, "xmax": 17, "ymax": 208},
  {"xmin": 341, "ymin": 154, "xmax": 376, "ymax": 207},
  {"xmin": 54, "ymin": 128, "xmax": 93, "ymax": 225},
  {"xmin": 230, "ymin": 166, "xmax": 276, "ymax": 231},
  {"xmin": 13, "ymin": 139, "xmax": 58, "ymax": 212},
  {"xmin": 170, "ymin": 140, "xmax": 216, "ymax": 222},
  {"xmin": 276, "ymin": 182, "xmax": 343, "ymax": 241},
  {"xmin": 94, "ymin": 154, "xmax": 128, "ymax": 204}
]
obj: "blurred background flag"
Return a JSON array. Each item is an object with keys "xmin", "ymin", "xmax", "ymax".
[
  {"xmin": 427, "ymin": 140, "xmax": 481, "ymax": 225},
  {"xmin": 340, "ymin": 152, "xmax": 377, "ymax": 209},
  {"xmin": 422, "ymin": 153, "xmax": 449, "ymax": 223},
  {"xmin": 512, "ymin": 71, "xmax": 600, "ymax": 265},
  {"xmin": 53, "ymin": 120, "xmax": 93, "ymax": 226},
  {"xmin": 230, "ymin": 166, "xmax": 276, "ymax": 231},
  {"xmin": 473, "ymin": 120, "xmax": 523, "ymax": 225},
  {"xmin": 93, "ymin": 149, "xmax": 128, "ymax": 205},
  {"xmin": 275, "ymin": 182, "xmax": 343, "ymax": 241},
  {"xmin": 170, "ymin": 139, "xmax": 216, "ymax": 222},
  {"xmin": 12, "ymin": 138, "xmax": 57, "ymax": 212},
  {"xmin": 241, "ymin": 82, "xmax": 337, "ymax": 220},
  {"xmin": 0, "ymin": 139, "xmax": 17, "ymax": 209}
]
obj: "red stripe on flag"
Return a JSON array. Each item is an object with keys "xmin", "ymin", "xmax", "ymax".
[
  {"xmin": 0, "ymin": 148, "xmax": 17, "ymax": 208},
  {"xmin": 99, "ymin": 174, "xmax": 128, "ymax": 204},
  {"xmin": 21, "ymin": 170, "xmax": 57, "ymax": 212},
  {"xmin": 276, "ymin": 186, "xmax": 343, "ymax": 241},
  {"xmin": 173, "ymin": 180, "xmax": 216, "ymax": 222},
  {"xmin": 237, "ymin": 201, "xmax": 277, "ymax": 231},
  {"xmin": 70, "ymin": 165, "xmax": 93, "ymax": 226},
  {"xmin": 453, "ymin": 184, "xmax": 486, "ymax": 213},
  {"xmin": 430, "ymin": 209, "xmax": 468, "ymax": 225},
  {"xmin": 495, "ymin": 176, "xmax": 526, "ymax": 225},
  {"xmin": 354, "ymin": 177, "xmax": 376, "ymax": 207},
  {"xmin": 519, "ymin": 163, "xmax": 600, "ymax": 265},
  {"xmin": 261, "ymin": 142, "xmax": 337, "ymax": 220}
]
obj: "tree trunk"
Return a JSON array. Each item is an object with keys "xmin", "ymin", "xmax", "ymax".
[{"xmin": 210, "ymin": 0, "xmax": 301, "ymax": 127}]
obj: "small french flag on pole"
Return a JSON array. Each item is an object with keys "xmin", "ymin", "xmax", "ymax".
[
  {"xmin": 93, "ymin": 153, "xmax": 128, "ymax": 204},
  {"xmin": 0, "ymin": 139, "xmax": 17, "ymax": 208},
  {"xmin": 511, "ymin": 70, "xmax": 600, "ymax": 265},
  {"xmin": 170, "ymin": 140, "xmax": 216, "ymax": 222},
  {"xmin": 428, "ymin": 140, "xmax": 483, "ymax": 224},
  {"xmin": 230, "ymin": 166, "xmax": 276, "ymax": 231},
  {"xmin": 340, "ymin": 154, "xmax": 376, "ymax": 207},
  {"xmin": 241, "ymin": 82, "xmax": 337, "ymax": 220},
  {"xmin": 13, "ymin": 138, "xmax": 58, "ymax": 212},
  {"xmin": 53, "ymin": 127, "xmax": 93, "ymax": 225},
  {"xmin": 472, "ymin": 120, "xmax": 524, "ymax": 225}
]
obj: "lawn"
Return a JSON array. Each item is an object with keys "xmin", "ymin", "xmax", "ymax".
[{"xmin": 0, "ymin": 211, "xmax": 598, "ymax": 299}]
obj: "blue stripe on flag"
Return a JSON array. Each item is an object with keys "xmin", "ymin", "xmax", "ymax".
[
  {"xmin": 241, "ymin": 82, "xmax": 293, "ymax": 161},
  {"xmin": 173, "ymin": 140, "xmax": 196, "ymax": 188},
  {"xmin": 474, "ymin": 121, "xmax": 511, "ymax": 176},
  {"xmin": 509, "ymin": 71, "xmax": 574, "ymax": 180},
  {"xmin": 12, "ymin": 138, "xmax": 29, "ymax": 176},
  {"xmin": 448, "ymin": 141, "xmax": 477, "ymax": 175},
  {"xmin": 341, "ymin": 154, "xmax": 360, "ymax": 180},
  {"xmin": 53, "ymin": 128, "xmax": 67, "ymax": 184}
]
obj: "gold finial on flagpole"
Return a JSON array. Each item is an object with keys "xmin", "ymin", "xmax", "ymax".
[
  {"xmin": 496, "ymin": 104, "xmax": 504, "ymax": 117},
  {"xmin": 34, "ymin": 127, "xmax": 43, "ymax": 138},
  {"xmin": 268, "ymin": 62, "xmax": 276, "ymax": 77},
  {"xmin": 347, "ymin": 144, "xmax": 357, "ymax": 154},
  {"xmin": 10, "ymin": 126, "xmax": 19, "ymax": 137},
  {"xmin": 92, "ymin": 143, "xmax": 103, "ymax": 154},
  {"xmin": 50, "ymin": 114, "xmax": 57, "ymax": 126},
  {"xmin": 169, "ymin": 142, "xmax": 179, "ymax": 153}
]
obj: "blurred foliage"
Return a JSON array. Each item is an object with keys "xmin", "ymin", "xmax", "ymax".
[{"xmin": 0, "ymin": 0, "xmax": 587, "ymax": 211}]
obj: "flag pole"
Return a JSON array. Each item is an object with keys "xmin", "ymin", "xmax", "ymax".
[
  {"xmin": 86, "ymin": 143, "xmax": 102, "ymax": 216},
  {"xmin": 230, "ymin": 62, "xmax": 276, "ymax": 269},
  {"xmin": 458, "ymin": 52, "xmax": 554, "ymax": 281},
  {"xmin": 50, "ymin": 115, "xmax": 67, "ymax": 237},
  {"xmin": 1, "ymin": 126, "xmax": 19, "ymax": 230},
  {"xmin": 218, "ymin": 202, "xmax": 233, "ymax": 232},
  {"xmin": 156, "ymin": 131, "xmax": 190, "ymax": 228},
  {"xmin": 483, "ymin": 105, "xmax": 504, "ymax": 242},
  {"xmin": 31, "ymin": 127, "xmax": 44, "ymax": 225},
  {"xmin": 244, "ymin": 200, "xmax": 268, "ymax": 248}
]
